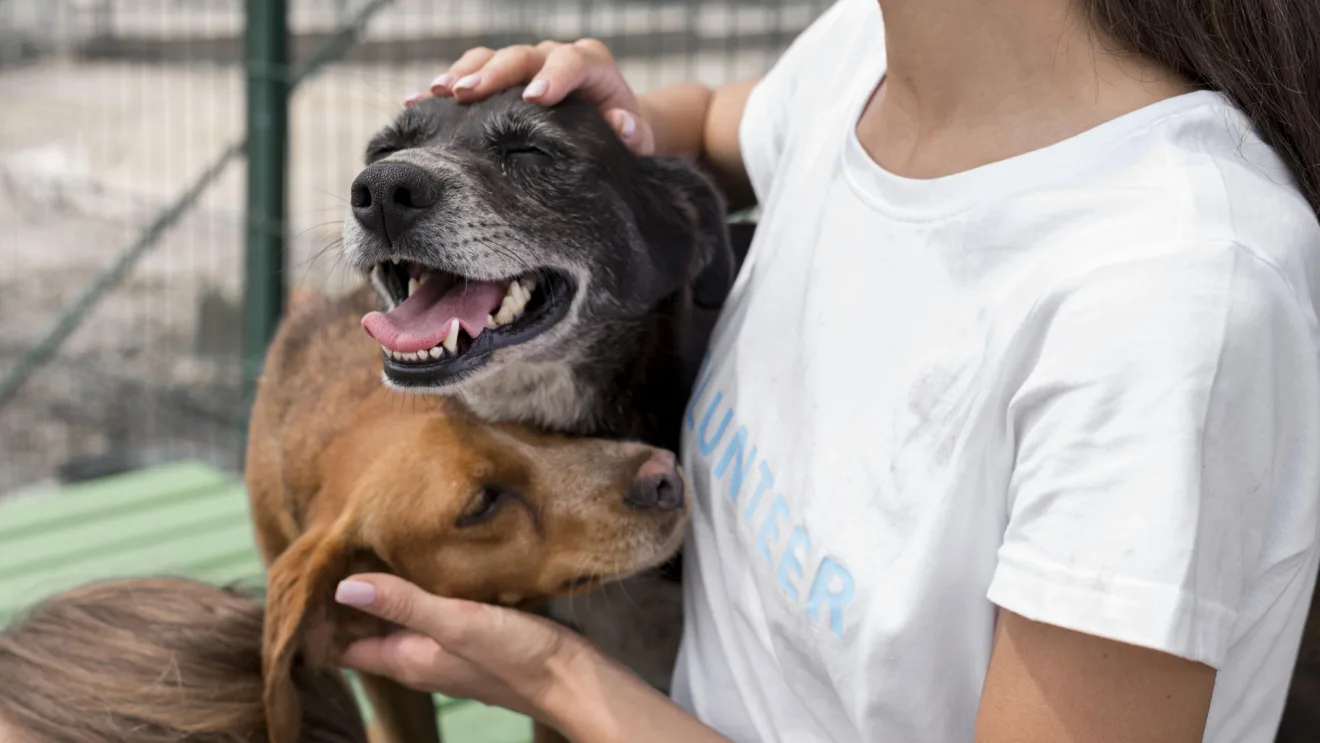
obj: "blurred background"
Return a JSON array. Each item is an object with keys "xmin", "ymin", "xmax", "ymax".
[{"xmin": 0, "ymin": 0, "xmax": 830, "ymax": 497}]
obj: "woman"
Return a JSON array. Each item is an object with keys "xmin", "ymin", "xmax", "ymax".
[
  {"xmin": 0, "ymin": 578, "xmax": 366, "ymax": 743},
  {"xmin": 333, "ymin": 0, "xmax": 1320, "ymax": 740}
]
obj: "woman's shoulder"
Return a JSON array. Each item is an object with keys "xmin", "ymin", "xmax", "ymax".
[
  {"xmin": 1010, "ymin": 92, "xmax": 1320, "ymax": 316},
  {"xmin": 1134, "ymin": 92, "xmax": 1319, "ymax": 267}
]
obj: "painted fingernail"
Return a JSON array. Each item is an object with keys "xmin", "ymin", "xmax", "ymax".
[
  {"xmin": 523, "ymin": 79, "xmax": 549, "ymax": 99},
  {"xmin": 617, "ymin": 111, "xmax": 637, "ymax": 140},
  {"xmin": 403, "ymin": 92, "xmax": 427, "ymax": 107},
  {"xmin": 335, "ymin": 580, "xmax": 377, "ymax": 607},
  {"xmin": 430, "ymin": 72, "xmax": 453, "ymax": 90},
  {"xmin": 453, "ymin": 73, "xmax": 481, "ymax": 92}
]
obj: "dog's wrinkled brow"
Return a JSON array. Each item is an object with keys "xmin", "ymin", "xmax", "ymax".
[
  {"xmin": 365, "ymin": 100, "xmax": 577, "ymax": 166},
  {"xmin": 482, "ymin": 108, "xmax": 551, "ymax": 142},
  {"xmin": 364, "ymin": 107, "xmax": 443, "ymax": 163}
]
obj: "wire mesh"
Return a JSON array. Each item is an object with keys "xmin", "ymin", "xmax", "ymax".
[{"xmin": 0, "ymin": 0, "xmax": 831, "ymax": 495}]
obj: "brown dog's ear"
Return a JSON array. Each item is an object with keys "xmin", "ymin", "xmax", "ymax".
[
  {"xmin": 262, "ymin": 524, "xmax": 353, "ymax": 743},
  {"xmin": 634, "ymin": 156, "xmax": 738, "ymax": 310}
]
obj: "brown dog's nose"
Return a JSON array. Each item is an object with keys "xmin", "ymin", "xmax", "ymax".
[
  {"xmin": 350, "ymin": 161, "xmax": 441, "ymax": 246},
  {"xmin": 625, "ymin": 450, "xmax": 684, "ymax": 511}
]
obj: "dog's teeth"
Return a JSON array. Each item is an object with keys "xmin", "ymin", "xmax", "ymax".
[
  {"xmin": 486, "ymin": 313, "xmax": 497, "ymax": 329},
  {"xmin": 405, "ymin": 351, "xmax": 419, "ymax": 362},
  {"xmin": 508, "ymin": 293, "xmax": 529, "ymax": 318},
  {"xmin": 390, "ymin": 255, "xmax": 401, "ymax": 265},
  {"xmin": 519, "ymin": 276, "xmax": 537, "ymax": 294},
  {"xmin": 408, "ymin": 277, "xmax": 420, "ymax": 297},
  {"xmin": 494, "ymin": 306, "xmax": 514, "ymax": 324},
  {"xmin": 443, "ymin": 319, "xmax": 460, "ymax": 354},
  {"xmin": 501, "ymin": 290, "xmax": 528, "ymax": 319},
  {"xmin": 431, "ymin": 345, "xmax": 445, "ymax": 359}
]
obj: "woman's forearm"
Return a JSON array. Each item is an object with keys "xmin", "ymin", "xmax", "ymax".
[{"xmin": 542, "ymin": 643, "xmax": 734, "ymax": 743}]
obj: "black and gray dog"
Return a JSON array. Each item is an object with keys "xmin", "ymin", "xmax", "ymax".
[
  {"xmin": 344, "ymin": 89, "xmax": 734, "ymax": 447},
  {"xmin": 341, "ymin": 88, "xmax": 739, "ymax": 692}
]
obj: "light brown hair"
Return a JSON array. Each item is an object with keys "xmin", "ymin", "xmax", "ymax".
[{"xmin": 0, "ymin": 577, "xmax": 367, "ymax": 743}]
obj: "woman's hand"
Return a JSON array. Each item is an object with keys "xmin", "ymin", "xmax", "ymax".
[
  {"xmin": 405, "ymin": 39, "xmax": 757, "ymax": 206},
  {"xmin": 334, "ymin": 574, "xmax": 735, "ymax": 743},
  {"xmin": 334, "ymin": 574, "xmax": 585, "ymax": 721},
  {"xmin": 407, "ymin": 40, "xmax": 656, "ymax": 155}
]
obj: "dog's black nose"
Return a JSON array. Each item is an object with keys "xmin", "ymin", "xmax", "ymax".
[
  {"xmin": 625, "ymin": 450, "xmax": 685, "ymax": 512},
  {"xmin": 350, "ymin": 161, "xmax": 441, "ymax": 246}
]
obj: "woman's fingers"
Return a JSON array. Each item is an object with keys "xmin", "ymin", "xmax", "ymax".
[
  {"xmin": 450, "ymin": 44, "xmax": 548, "ymax": 102},
  {"xmin": 339, "ymin": 629, "xmax": 448, "ymax": 689},
  {"xmin": 605, "ymin": 106, "xmax": 655, "ymax": 155},
  {"xmin": 431, "ymin": 46, "xmax": 497, "ymax": 97},
  {"xmin": 520, "ymin": 42, "xmax": 592, "ymax": 105},
  {"xmin": 407, "ymin": 40, "xmax": 652, "ymax": 154},
  {"xmin": 334, "ymin": 575, "xmax": 561, "ymax": 716},
  {"xmin": 335, "ymin": 574, "xmax": 482, "ymax": 647}
]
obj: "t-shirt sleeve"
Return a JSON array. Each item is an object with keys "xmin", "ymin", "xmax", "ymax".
[
  {"xmin": 987, "ymin": 244, "xmax": 1320, "ymax": 669},
  {"xmin": 739, "ymin": 0, "xmax": 876, "ymax": 204}
]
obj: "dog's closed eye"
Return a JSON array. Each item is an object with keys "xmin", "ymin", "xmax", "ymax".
[
  {"xmin": 501, "ymin": 145, "xmax": 552, "ymax": 169},
  {"xmin": 455, "ymin": 485, "xmax": 512, "ymax": 527}
]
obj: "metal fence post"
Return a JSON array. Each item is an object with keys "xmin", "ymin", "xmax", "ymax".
[{"xmin": 242, "ymin": 0, "xmax": 289, "ymax": 410}]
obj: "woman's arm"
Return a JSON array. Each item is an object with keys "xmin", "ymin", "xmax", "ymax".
[
  {"xmin": 975, "ymin": 611, "xmax": 1216, "ymax": 743},
  {"xmin": 540, "ymin": 635, "xmax": 734, "ymax": 743},
  {"xmin": 334, "ymin": 575, "xmax": 733, "ymax": 743}
]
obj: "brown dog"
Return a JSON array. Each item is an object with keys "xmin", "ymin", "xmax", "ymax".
[{"xmin": 245, "ymin": 286, "xmax": 690, "ymax": 743}]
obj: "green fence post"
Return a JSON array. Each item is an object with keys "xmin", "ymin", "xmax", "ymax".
[{"xmin": 242, "ymin": 0, "xmax": 289, "ymax": 410}]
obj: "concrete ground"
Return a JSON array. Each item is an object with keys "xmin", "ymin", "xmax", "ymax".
[{"xmin": 0, "ymin": 27, "xmax": 790, "ymax": 492}]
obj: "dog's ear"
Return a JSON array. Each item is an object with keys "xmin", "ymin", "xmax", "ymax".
[
  {"xmin": 634, "ymin": 157, "xmax": 737, "ymax": 310},
  {"xmin": 262, "ymin": 523, "xmax": 353, "ymax": 743}
]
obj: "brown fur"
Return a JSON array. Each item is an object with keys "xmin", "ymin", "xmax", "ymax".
[{"xmin": 246, "ymin": 286, "xmax": 689, "ymax": 743}]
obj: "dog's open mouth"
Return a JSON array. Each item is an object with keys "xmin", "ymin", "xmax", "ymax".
[{"xmin": 361, "ymin": 259, "xmax": 574, "ymax": 385}]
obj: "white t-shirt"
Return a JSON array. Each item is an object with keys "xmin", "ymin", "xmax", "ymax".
[{"xmin": 670, "ymin": 1, "xmax": 1320, "ymax": 741}]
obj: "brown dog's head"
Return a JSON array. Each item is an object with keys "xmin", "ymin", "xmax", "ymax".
[{"xmin": 262, "ymin": 404, "xmax": 689, "ymax": 743}]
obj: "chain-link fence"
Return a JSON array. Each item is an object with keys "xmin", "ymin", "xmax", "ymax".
[{"xmin": 0, "ymin": 0, "xmax": 830, "ymax": 495}]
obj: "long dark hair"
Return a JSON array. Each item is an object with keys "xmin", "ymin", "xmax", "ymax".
[{"xmin": 1084, "ymin": 0, "xmax": 1320, "ymax": 216}]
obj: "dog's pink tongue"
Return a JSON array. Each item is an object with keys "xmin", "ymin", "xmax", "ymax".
[{"xmin": 362, "ymin": 280, "xmax": 507, "ymax": 353}]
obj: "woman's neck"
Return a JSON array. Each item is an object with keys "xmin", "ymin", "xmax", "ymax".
[{"xmin": 859, "ymin": 0, "xmax": 1194, "ymax": 178}]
